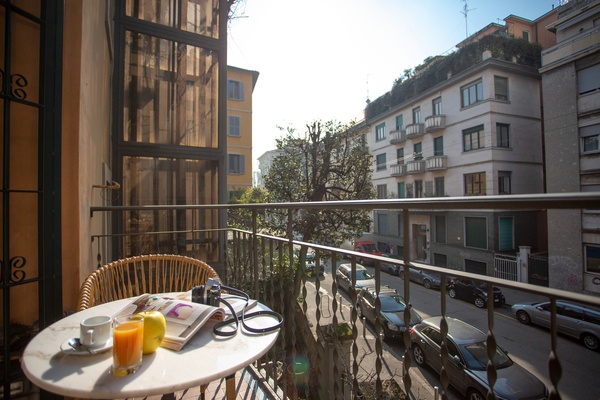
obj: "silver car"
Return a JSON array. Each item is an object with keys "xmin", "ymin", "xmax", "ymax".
[
  {"xmin": 512, "ymin": 300, "xmax": 600, "ymax": 351},
  {"xmin": 336, "ymin": 263, "xmax": 376, "ymax": 292},
  {"xmin": 410, "ymin": 316, "xmax": 548, "ymax": 400}
]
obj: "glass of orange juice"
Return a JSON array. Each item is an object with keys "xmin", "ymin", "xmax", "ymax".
[{"xmin": 112, "ymin": 315, "xmax": 144, "ymax": 376}]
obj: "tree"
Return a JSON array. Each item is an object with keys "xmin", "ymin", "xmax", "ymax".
[
  {"xmin": 264, "ymin": 120, "xmax": 375, "ymax": 294},
  {"xmin": 228, "ymin": 186, "xmax": 269, "ymax": 230}
]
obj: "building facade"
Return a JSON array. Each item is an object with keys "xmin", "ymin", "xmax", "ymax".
[
  {"xmin": 541, "ymin": 0, "xmax": 600, "ymax": 294},
  {"xmin": 227, "ymin": 66, "xmax": 259, "ymax": 195},
  {"xmin": 364, "ymin": 10, "xmax": 558, "ymax": 278}
]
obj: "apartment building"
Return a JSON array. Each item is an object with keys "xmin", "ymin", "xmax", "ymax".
[
  {"xmin": 364, "ymin": 14, "xmax": 556, "ymax": 277},
  {"xmin": 540, "ymin": 0, "xmax": 600, "ymax": 294},
  {"xmin": 227, "ymin": 66, "xmax": 259, "ymax": 196}
]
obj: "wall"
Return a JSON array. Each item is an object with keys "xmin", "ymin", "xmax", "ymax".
[{"xmin": 62, "ymin": 0, "xmax": 113, "ymax": 311}]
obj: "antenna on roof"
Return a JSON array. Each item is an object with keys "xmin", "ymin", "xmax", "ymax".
[
  {"xmin": 460, "ymin": 0, "xmax": 475, "ymax": 38},
  {"xmin": 366, "ymin": 74, "xmax": 370, "ymax": 104}
]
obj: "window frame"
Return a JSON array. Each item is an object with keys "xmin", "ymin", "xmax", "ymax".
[
  {"xmin": 228, "ymin": 115, "xmax": 241, "ymax": 137},
  {"xmin": 434, "ymin": 176, "xmax": 445, "ymax": 197},
  {"xmin": 585, "ymin": 244, "xmax": 600, "ymax": 274},
  {"xmin": 494, "ymin": 76, "xmax": 509, "ymax": 101},
  {"xmin": 465, "ymin": 216, "xmax": 488, "ymax": 250},
  {"xmin": 496, "ymin": 123, "xmax": 510, "ymax": 148},
  {"xmin": 377, "ymin": 212, "xmax": 389, "ymax": 234},
  {"xmin": 464, "ymin": 172, "xmax": 486, "ymax": 195},
  {"xmin": 375, "ymin": 123, "xmax": 386, "ymax": 141},
  {"xmin": 395, "ymin": 115, "xmax": 404, "ymax": 130},
  {"xmin": 396, "ymin": 148, "xmax": 404, "ymax": 164},
  {"xmin": 498, "ymin": 216, "xmax": 514, "ymax": 251},
  {"xmin": 580, "ymin": 124, "xmax": 600, "ymax": 154},
  {"xmin": 435, "ymin": 215, "xmax": 446, "ymax": 243},
  {"xmin": 461, "ymin": 79, "xmax": 483, "ymax": 107},
  {"xmin": 463, "ymin": 125, "xmax": 485, "ymax": 151},
  {"xmin": 412, "ymin": 107, "xmax": 421, "ymax": 124},
  {"xmin": 227, "ymin": 79, "xmax": 244, "ymax": 100},
  {"xmin": 432, "ymin": 97, "xmax": 443, "ymax": 115},
  {"xmin": 376, "ymin": 153, "xmax": 387, "ymax": 171},
  {"xmin": 398, "ymin": 182, "xmax": 405, "ymax": 199},
  {"xmin": 376, "ymin": 184, "xmax": 387, "ymax": 199},
  {"xmin": 434, "ymin": 136, "xmax": 444, "ymax": 156},
  {"xmin": 228, "ymin": 153, "xmax": 245, "ymax": 174},
  {"xmin": 414, "ymin": 180, "xmax": 423, "ymax": 198},
  {"xmin": 577, "ymin": 64, "xmax": 600, "ymax": 95},
  {"xmin": 498, "ymin": 171, "xmax": 512, "ymax": 194}
]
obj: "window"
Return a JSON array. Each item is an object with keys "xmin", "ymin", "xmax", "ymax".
[
  {"xmin": 413, "ymin": 142, "xmax": 422, "ymax": 154},
  {"xmin": 377, "ymin": 184, "xmax": 387, "ymax": 199},
  {"xmin": 397, "ymin": 148, "xmax": 404, "ymax": 164},
  {"xmin": 376, "ymin": 153, "xmax": 387, "ymax": 171},
  {"xmin": 434, "ymin": 177, "xmax": 445, "ymax": 196},
  {"xmin": 497, "ymin": 123, "xmax": 510, "ymax": 148},
  {"xmin": 465, "ymin": 217, "xmax": 488, "ymax": 249},
  {"xmin": 398, "ymin": 182, "xmax": 405, "ymax": 198},
  {"xmin": 395, "ymin": 115, "xmax": 403, "ymax": 130},
  {"xmin": 435, "ymin": 215, "xmax": 446, "ymax": 243},
  {"xmin": 581, "ymin": 124, "xmax": 600, "ymax": 153},
  {"xmin": 432, "ymin": 97, "xmax": 443, "ymax": 115},
  {"xmin": 377, "ymin": 213, "xmax": 389, "ymax": 234},
  {"xmin": 498, "ymin": 171, "xmax": 511, "ymax": 194},
  {"xmin": 577, "ymin": 64, "xmax": 600, "ymax": 95},
  {"xmin": 494, "ymin": 76, "xmax": 508, "ymax": 101},
  {"xmin": 585, "ymin": 245, "xmax": 600, "ymax": 274},
  {"xmin": 461, "ymin": 80, "xmax": 483, "ymax": 107},
  {"xmin": 228, "ymin": 115, "xmax": 241, "ymax": 137},
  {"xmin": 412, "ymin": 107, "xmax": 421, "ymax": 124},
  {"xmin": 227, "ymin": 79, "xmax": 244, "ymax": 100},
  {"xmin": 498, "ymin": 217, "xmax": 514, "ymax": 251},
  {"xmin": 434, "ymin": 136, "xmax": 444, "ymax": 156},
  {"xmin": 464, "ymin": 172, "xmax": 486, "ymax": 195},
  {"xmin": 522, "ymin": 30, "xmax": 529, "ymax": 42},
  {"xmin": 228, "ymin": 154, "xmax": 245, "ymax": 174},
  {"xmin": 463, "ymin": 125, "xmax": 485, "ymax": 151},
  {"xmin": 464, "ymin": 259, "xmax": 487, "ymax": 274},
  {"xmin": 433, "ymin": 253, "xmax": 447, "ymax": 267},
  {"xmin": 414, "ymin": 180, "xmax": 423, "ymax": 198},
  {"xmin": 376, "ymin": 123, "xmax": 386, "ymax": 141}
]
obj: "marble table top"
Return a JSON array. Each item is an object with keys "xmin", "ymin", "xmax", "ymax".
[{"xmin": 21, "ymin": 295, "xmax": 279, "ymax": 399}]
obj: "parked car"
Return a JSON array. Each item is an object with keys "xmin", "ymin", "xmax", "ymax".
[
  {"xmin": 399, "ymin": 266, "xmax": 451, "ymax": 290},
  {"xmin": 336, "ymin": 263, "xmax": 376, "ymax": 292},
  {"xmin": 511, "ymin": 300, "xmax": 600, "ymax": 351},
  {"xmin": 410, "ymin": 316, "xmax": 548, "ymax": 400},
  {"xmin": 377, "ymin": 255, "xmax": 401, "ymax": 275},
  {"xmin": 447, "ymin": 278, "xmax": 505, "ymax": 308},
  {"xmin": 357, "ymin": 286, "xmax": 422, "ymax": 340}
]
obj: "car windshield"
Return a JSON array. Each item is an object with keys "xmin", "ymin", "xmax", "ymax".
[
  {"xmin": 379, "ymin": 296, "xmax": 406, "ymax": 312},
  {"xmin": 362, "ymin": 243, "xmax": 377, "ymax": 252},
  {"xmin": 355, "ymin": 270, "xmax": 373, "ymax": 280},
  {"xmin": 461, "ymin": 341, "xmax": 513, "ymax": 370}
]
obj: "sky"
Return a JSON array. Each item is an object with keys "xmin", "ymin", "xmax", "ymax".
[{"xmin": 226, "ymin": 0, "xmax": 560, "ymax": 171}]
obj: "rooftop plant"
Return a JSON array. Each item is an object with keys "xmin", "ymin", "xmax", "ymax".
[{"xmin": 365, "ymin": 35, "xmax": 543, "ymax": 120}]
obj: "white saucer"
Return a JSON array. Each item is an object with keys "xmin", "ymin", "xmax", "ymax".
[{"xmin": 60, "ymin": 338, "xmax": 113, "ymax": 356}]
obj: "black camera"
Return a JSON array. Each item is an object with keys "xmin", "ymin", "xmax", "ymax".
[{"xmin": 191, "ymin": 278, "xmax": 221, "ymax": 307}]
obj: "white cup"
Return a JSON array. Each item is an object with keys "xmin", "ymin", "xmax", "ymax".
[{"xmin": 80, "ymin": 315, "xmax": 112, "ymax": 348}]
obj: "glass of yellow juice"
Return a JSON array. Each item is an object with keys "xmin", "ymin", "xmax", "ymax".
[{"xmin": 112, "ymin": 315, "xmax": 144, "ymax": 376}]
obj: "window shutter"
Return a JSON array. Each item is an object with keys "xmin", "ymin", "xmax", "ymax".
[
  {"xmin": 425, "ymin": 180, "xmax": 433, "ymax": 197},
  {"xmin": 498, "ymin": 217, "xmax": 513, "ymax": 251}
]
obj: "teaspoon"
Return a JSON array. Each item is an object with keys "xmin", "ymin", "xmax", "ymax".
[{"xmin": 68, "ymin": 337, "xmax": 93, "ymax": 354}]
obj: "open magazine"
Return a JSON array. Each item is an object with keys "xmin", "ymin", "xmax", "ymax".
[{"xmin": 113, "ymin": 291, "xmax": 257, "ymax": 351}]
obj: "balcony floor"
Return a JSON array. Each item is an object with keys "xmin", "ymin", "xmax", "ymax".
[{"xmin": 126, "ymin": 367, "xmax": 275, "ymax": 400}]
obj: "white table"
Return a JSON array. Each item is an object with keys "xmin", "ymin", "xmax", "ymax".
[{"xmin": 21, "ymin": 296, "xmax": 279, "ymax": 399}]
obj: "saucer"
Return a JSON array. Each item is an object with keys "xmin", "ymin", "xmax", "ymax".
[{"xmin": 60, "ymin": 337, "xmax": 113, "ymax": 356}]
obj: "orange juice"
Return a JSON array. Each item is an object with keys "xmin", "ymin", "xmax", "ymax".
[{"xmin": 112, "ymin": 316, "xmax": 144, "ymax": 376}]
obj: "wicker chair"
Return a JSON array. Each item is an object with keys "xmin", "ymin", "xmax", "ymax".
[{"xmin": 77, "ymin": 254, "xmax": 220, "ymax": 311}]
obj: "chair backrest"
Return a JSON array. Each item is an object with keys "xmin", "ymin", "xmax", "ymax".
[{"xmin": 77, "ymin": 254, "xmax": 219, "ymax": 311}]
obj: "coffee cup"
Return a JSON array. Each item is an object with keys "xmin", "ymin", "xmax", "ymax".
[{"xmin": 80, "ymin": 315, "xmax": 112, "ymax": 348}]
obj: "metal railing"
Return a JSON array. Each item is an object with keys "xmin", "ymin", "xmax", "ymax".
[{"xmin": 90, "ymin": 192, "xmax": 600, "ymax": 400}]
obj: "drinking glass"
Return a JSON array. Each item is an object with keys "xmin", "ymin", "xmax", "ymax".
[{"xmin": 112, "ymin": 315, "xmax": 144, "ymax": 376}]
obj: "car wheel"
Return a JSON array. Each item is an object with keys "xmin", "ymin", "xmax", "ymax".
[
  {"xmin": 474, "ymin": 297, "xmax": 485, "ymax": 308},
  {"xmin": 423, "ymin": 279, "xmax": 432, "ymax": 289},
  {"xmin": 516, "ymin": 310, "xmax": 531, "ymax": 324},
  {"xmin": 448, "ymin": 288, "xmax": 457, "ymax": 298},
  {"xmin": 581, "ymin": 333, "xmax": 599, "ymax": 351},
  {"xmin": 412, "ymin": 344, "xmax": 426, "ymax": 366},
  {"xmin": 467, "ymin": 389, "xmax": 485, "ymax": 400}
]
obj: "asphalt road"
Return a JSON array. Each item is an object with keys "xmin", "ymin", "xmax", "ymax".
[{"xmin": 311, "ymin": 260, "xmax": 600, "ymax": 400}]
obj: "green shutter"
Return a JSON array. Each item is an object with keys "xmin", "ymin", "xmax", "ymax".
[{"xmin": 498, "ymin": 217, "xmax": 513, "ymax": 251}]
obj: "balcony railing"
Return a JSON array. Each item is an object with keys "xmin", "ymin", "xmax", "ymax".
[
  {"xmin": 406, "ymin": 159, "xmax": 426, "ymax": 174},
  {"xmin": 405, "ymin": 123, "xmax": 425, "ymax": 137},
  {"xmin": 425, "ymin": 155, "xmax": 448, "ymax": 170},
  {"xmin": 90, "ymin": 193, "xmax": 600, "ymax": 400},
  {"xmin": 390, "ymin": 163, "xmax": 407, "ymax": 176},
  {"xmin": 424, "ymin": 114, "xmax": 446, "ymax": 132},
  {"xmin": 389, "ymin": 129, "xmax": 406, "ymax": 144}
]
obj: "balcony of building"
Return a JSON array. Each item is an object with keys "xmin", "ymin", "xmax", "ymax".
[
  {"xmin": 389, "ymin": 129, "xmax": 407, "ymax": 144},
  {"xmin": 424, "ymin": 114, "xmax": 446, "ymax": 132},
  {"xmin": 425, "ymin": 155, "xmax": 448, "ymax": 170},
  {"xmin": 405, "ymin": 123, "xmax": 425, "ymax": 138},
  {"xmin": 406, "ymin": 159, "xmax": 426, "ymax": 174},
  {"xmin": 86, "ymin": 193, "xmax": 600, "ymax": 400},
  {"xmin": 390, "ymin": 163, "xmax": 407, "ymax": 176}
]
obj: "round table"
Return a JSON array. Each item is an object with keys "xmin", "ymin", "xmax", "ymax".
[{"xmin": 21, "ymin": 296, "xmax": 279, "ymax": 399}]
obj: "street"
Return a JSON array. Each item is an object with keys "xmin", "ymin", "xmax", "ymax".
[{"xmin": 309, "ymin": 260, "xmax": 600, "ymax": 400}]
